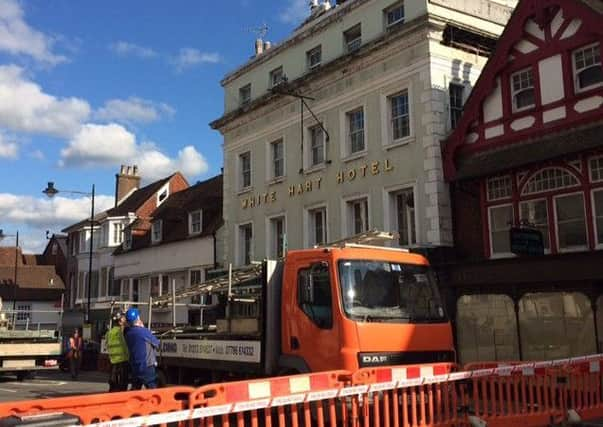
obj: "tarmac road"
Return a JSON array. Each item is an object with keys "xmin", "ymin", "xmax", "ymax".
[{"xmin": 0, "ymin": 370, "xmax": 109, "ymax": 402}]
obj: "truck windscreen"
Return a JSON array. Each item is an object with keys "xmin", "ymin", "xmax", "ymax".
[{"xmin": 338, "ymin": 260, "xmax": 447, "ymax": 323}]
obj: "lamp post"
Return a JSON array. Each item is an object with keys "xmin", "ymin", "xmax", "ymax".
[
  {"xmin": 43, "ymin": 182, "xmax": 95, "ymax": 323},
  {"xmin": 0, "ymin": 229, "xmax": 19, "ymax": 326}
]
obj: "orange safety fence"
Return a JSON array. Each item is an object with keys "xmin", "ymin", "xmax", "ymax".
[
  {"xmin": 2, "ymin": 355, "xmax": 603, "ymax": 427},
  {"xmin": 0, "ymin": 385, "xmax": 195, "ymax": 426}
]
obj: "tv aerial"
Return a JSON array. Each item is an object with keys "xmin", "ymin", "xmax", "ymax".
[{"xmin": 246, "ymin": 23, "xmax": 269, "ymax": 40}]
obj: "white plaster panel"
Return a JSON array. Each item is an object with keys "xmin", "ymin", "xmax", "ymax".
[
  {"xmin": 560, "ymin": 19, "xmax": 582, "ymax": 40},
  {"xmin": 543, "ymin": 106, "xmax": 566, "ymax": 123},
  {"xmin": 114, "ymin": 237, "xmax": 215, "ymax": 277},
  {"xmin": 510, "ymin": 116, "xmax": 535, "ymax": 131},
  {"xmin": 465, "ymin": 132, "xmax": 479, "ymax": 144},
  {"xmin": 539, "ymin": 55, "xmax": 564, "ymax": 105},
  {"xmin": 550, "ymin": 9, "xmax": 565, "ymax": 38},
  {"xmin": 485, "ymin": 124, "xmax": 504, "ymax": 139},
  {"xmin": 483, "ymin": 78, "xmax": 503, "ymax": 122},
  {"xmin": 525, "ymin": 19, "xmax": 545, "ymax": 40},
  {"xmin": 515, "ymin": 39, "xmax": 538, "ymax": 54},
  {"xmin": 574, "ymin": 96, "xmax": 603, "ymax": 113}
]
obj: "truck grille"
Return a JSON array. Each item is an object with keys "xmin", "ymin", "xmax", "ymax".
[{"xmin": 358, "ymin": 351, "xmax": 455, "ymax": 367}]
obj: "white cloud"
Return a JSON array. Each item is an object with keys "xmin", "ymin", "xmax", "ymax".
[
  {"xmin": 173, "ymin": 48, "xmax": 221, "ymax": 71},
  {"xmin": 109, "ymin": 41, "xmax": 157, "ymax": 59},
  {"xmin": 0, "ymin": 193, "xmax": 114, "ymax": 228},
  {"xmin": 279, "ymin": 0, "xmax": 309, "ymax": 24},
  {"xmin": 0, "ymin": 65, "xmax": 90, "ymax": 137},
  {"xmin": 0, "ymin": 0, "xmax": 67, "ymax": 65},
  {"xmin": 60, "ymin": 123, "xmax": 209, "ymax": 180},
  {"xmin": 95, "ymin": 97, "xmax": 175, "ymax": 124},
  {"xmin": 0, "ymin": 192, "xmax": 114, "ymax": 253},
  {"xmin": 0, "ymin": 133, "xmax": 17, "ymax": 158},
  {"xmin": 60, "ymin": 123, "xmax": 137, "ymax": 167}
]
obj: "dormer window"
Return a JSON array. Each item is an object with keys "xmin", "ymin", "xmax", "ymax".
[
  {"xmin": 189, "ymin": 210, "xmax": 202, "ymax": 235},
  {"xmin": 344, "ymin": 24, "xmax": 362, "ymax": 53},
  {"xmin": 151, "ymin": 220, "xmax": 162, "ymax": 243},
  {"xmin": 270, "ymin": 66, "xmax": 285, "ymax": 88},
  {"xmin": 511, "ymin": 68, "xmax": 535, "ymax": 112},
  {"xmin": 157, "ymin": 183, "xmax": 169, "ymax": 206},
  {"xmin": 573, "ymin": 43, "xmax": 603, "ymax": 92}
]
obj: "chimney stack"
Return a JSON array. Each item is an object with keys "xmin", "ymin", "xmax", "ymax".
[
  {"xmin": 115, "ymin": 164, "xmax": 141, "ymax": 207},
  {"xmin": 255, "ymin": 38, "xmax": 264, "ymax": 56}
]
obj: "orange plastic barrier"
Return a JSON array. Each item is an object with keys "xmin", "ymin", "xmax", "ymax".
[
  {"xmin": 0, "ymin": 386, "xmax": 195, "ymax": 425},
  {"xmin": 187, "ymin": 370, "xmax": 353, "ymax": 426},
  {"xmin": 3, "ymin": 355, "xmax": 603, "ymax": 427},
  {"xmin": 350, "ymin": 362, "xmax": 464, "ymax": 427}
]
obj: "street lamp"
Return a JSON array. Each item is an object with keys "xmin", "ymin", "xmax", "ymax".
[
  {"xmin": 43, "ymin": 182, "xmax": 95, "ymax": 323},
  {"xmin": 0, "ymin": 229, "xmax": 19, "ymax": 327}
]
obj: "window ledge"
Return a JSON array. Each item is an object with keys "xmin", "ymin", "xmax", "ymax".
[
  {"xmin": 342, "ymin": 150, "xmax": 368, "ymax": 163},
  {"xmin": 237, "ymin": 187, "xmax": 253, "ymax": 196},
  {"xmin": 267, "ymin": 177, "xmax": 286, "ymax": 186},
  {"xmin": 557, "ymin": 246, "xmax": 589, "ymax": 254},
  {"xmin": 384, "ymin": 136, "xmax": 414, "ymax": 150},
  {"xmin": 303, "ymin": 164, "xmax": 326, "ymax": 175},
  {"xmin": 575, "ymin": 81, "xmax": 603, "ymax": 94},
  {"xmin": 489, "ymin": 253, "xmax": 517, "ymax": 260}
]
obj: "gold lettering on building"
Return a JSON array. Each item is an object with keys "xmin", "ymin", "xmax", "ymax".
[{"xmin": 241, "ymin": 158, "xmax": 394, "ymax": 208}]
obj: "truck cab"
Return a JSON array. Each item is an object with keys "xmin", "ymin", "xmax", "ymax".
[{"xmin": 279, "ymin": 245, "xmax": 454, "ymax": 374}]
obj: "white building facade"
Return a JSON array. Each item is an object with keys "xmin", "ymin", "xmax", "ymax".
[{"xmin": 212, "ymin": 0, "xmax": 515, "ymax": 265}]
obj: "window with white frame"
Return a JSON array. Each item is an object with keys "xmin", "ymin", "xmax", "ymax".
[
  {"xmin": 150, "ymin": 276, "xmax": 160, "ymax": 297},
  {"xmin": 573, "ymin": 43, "xmax": 602, "ymax": 92},
  {"xmin": 385, "ymin": 2, "xmax": 404, "ymax": 28},
  {"xmin": 157, "ymin": 184, "xmax": 169, "ymax": 205},
  {"xmin": 113, "ymin": 222, "xmax": 123, "ymax": 245},
  {"xmin": 100, "ymin": 267, "xmax": 108, "ymax": 297},
  {"xmin": 189, "ymin": 210, "xmax": 202, "ymax": 234},
  {"xmin": 308, "ymin": 207, "xmax": 327, "ymax": 246},
  {"xmin": 347, "ymin": 107, "xmax": 365, "ymax": 154},
  {"xmin": 190, "ymin": 269, "xmax": 202, "ymax": 287},
  {"xmin": 239, "ymin": 151, "xmax": 251, "ymax": 190},
  {"xmin": 520, "ymin": 200, "xmax": 550, "ymax": 250},
  {"xmin": 487, "ymin": 176, "xmax": 513, "ymax": 201},
  {"xmin": 101, "ymin": 223, "xmax": 109, "ymax": 247},
  {"xmin": 522, "ymin": 168, "xmax": 579, "ymax": 195},
  {"xmin": 347, "ymin": 198, "xmax": 369, "ymax": 236},
  {"xmin": 239, "ymin": 84, "xmax": 251, "ymax": 106},
  {"xmin": 161, "ymin": 275, "xmax": 170, "ymax": 295},
  {"xmin": 90, "ymin": 270, "xmax": 99, "ymax": 299},
  {"xmin": 270, "ymin": 216, "xmax": 286, "ymax": 258},
  {"xmin": 309, "ymin": 125, "xmax": 325, "ymax": 167},
  {"xmin": 511, "ymin": 68, "xmax": 535, "ymax": 112},
  {"xmin": 489, "ymin": 205, "xmax": 513, "ymax": 255},
  {"xmin": 389, "ymin": 91, "xmax": 410, "ymax": 141},
  {"xmin": 306, "ymin": 45, "xmax": 322, "ymax": 70},
  {"xmin": 270, "ymin": 139, "xmax": 284, "ymax": 179},
  {"xmin": 594, "ymin": 190, "xmax": 603, "ymax": 246},
  {"xmin": 16, "ymin": 304, "xmax": 31, "ymax": 321},
  {"xmin": 151, "ymin": 220, "xmax": 162, "ymax": 243},
  {"xmin": 108, "ymin": 268, "xmax": 120, "ymax": 296},
  {"xmin": 79, "ymin": 230, "xmax": 88, "ymax": 254},
  {"xmin": 270, "ymin": 66, "xmax": 284, "ymax": 88},
  {"xmin": 555, "ymin": 193, "xmax": 587, "ymax": 250},
  {"xmin": 449, "ymin": 83, "xmax": 464, "ymax": 130},
  {"xmin": 590, "ymin": 156, "xmax": 603, "ymax": 182},
  {"xmin": 393, "ymin": 188, "xmax": 416, "ymax": 246},
  {"xmin": 239, "ymin": 223, "xmax": 253, "ymax": 265},
  {"xmin": 344, "ymin": 24, "xmax": 361, "ymax": 52}
]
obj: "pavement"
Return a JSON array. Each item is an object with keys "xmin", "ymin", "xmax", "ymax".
[{"xmin": 0, "ymin": 369, "xmax": 110, "ymax": 402}]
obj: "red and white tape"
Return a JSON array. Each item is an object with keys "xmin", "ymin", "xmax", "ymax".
[{"xmin": 77, "ymin": 353, "xmax": 603, "ymax": 427}]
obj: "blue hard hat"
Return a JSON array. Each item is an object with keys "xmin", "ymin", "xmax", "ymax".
[{"xmin": 125, "ymin": 307, "xmax": 140, "ymax": 323}]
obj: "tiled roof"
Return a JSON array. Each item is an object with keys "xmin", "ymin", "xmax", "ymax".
[
  {"xmin": 105, "ymin": 175, "xmax": 173, "ymax": 217},
  {"xmin": 115, "ymin": 175, "xmax": 223, "ymax": 255},
  {"xmin": 0, "ymin": 265, "xmax": 65, "ymax": 289}
]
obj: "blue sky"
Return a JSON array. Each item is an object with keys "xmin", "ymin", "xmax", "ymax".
[{"xmin": 0, "ymin": 0, "xmax": 310, "ymax": 252}]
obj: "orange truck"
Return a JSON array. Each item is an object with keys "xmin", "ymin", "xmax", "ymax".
[{"xmin": 153, "ymin": 239, "xmax": 454, "ymax": 385}]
